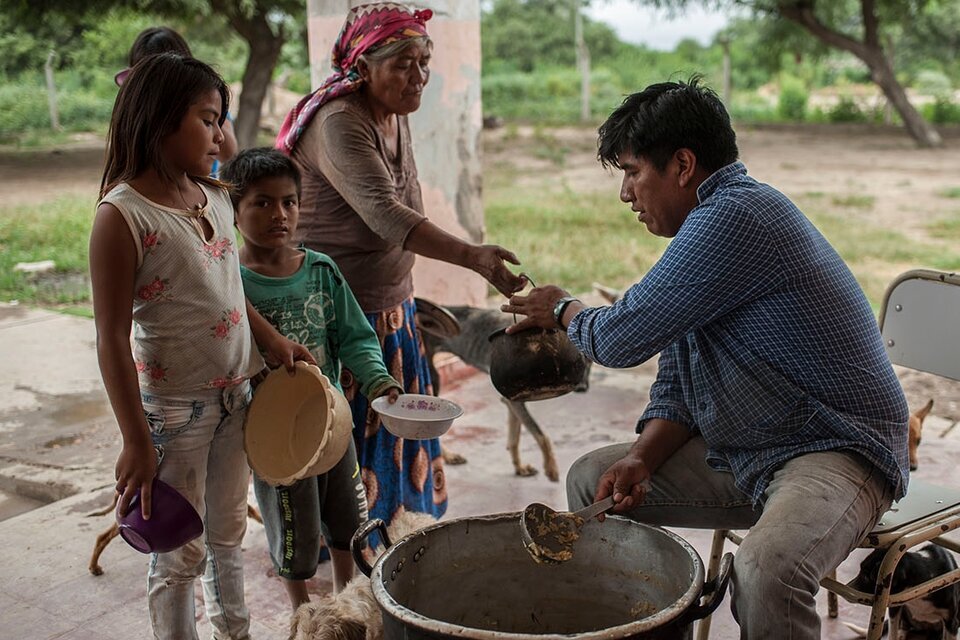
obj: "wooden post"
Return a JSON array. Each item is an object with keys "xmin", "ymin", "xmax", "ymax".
[
  {"xmin": 44, "ymin": 49, "xmax": 61, "ymax": 131},
  {"xmin": 719, "ymin": 36, "xmax": 732, "ymax": 108},
  {"xmin": 574, "ymin": 1, "xmax": 591, "ymax": 122}
]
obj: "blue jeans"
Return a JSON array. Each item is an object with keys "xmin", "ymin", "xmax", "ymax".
[
  {"xmin": 142, "ymin": 382, "xmax": 251, "ymax": 640},
  {"xmin": 566, "ymin": 437, "xmax": 893, "ymax": 640}
]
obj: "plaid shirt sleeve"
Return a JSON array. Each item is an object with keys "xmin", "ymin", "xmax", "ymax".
[{"xmin": 637, "ymin": 342, "xmax": 696, "ymax": 432}]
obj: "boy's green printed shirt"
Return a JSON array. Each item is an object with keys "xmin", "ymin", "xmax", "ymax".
[{"xmin": 240, "ymin": 249, "xmax": 398, "ymax": 398}]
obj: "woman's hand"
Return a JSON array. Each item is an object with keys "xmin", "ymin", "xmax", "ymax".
[
  {"xmin": 593, "ymin": 452, "xmax": 652, "ymax": 521},
  {"xmin": 470, "ymin": 245, "xmax": 525, "ymax": 297},
  {"xmin": 115, "ymin": 434, "xmax": 157, "ymax": 520}
]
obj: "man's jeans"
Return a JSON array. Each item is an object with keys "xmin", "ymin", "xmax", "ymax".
[
  {"xmin": 566, "ymin": 438, "xmax": 893, "ymax": 640},
  {"xmin": 142, "ymin": 383, "xmax": 252, "ymax": 640}
]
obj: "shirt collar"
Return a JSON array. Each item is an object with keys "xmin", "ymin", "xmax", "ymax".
[{"xmin": 697, "ymin": 161, "xmax": 747, "ymax": 204}]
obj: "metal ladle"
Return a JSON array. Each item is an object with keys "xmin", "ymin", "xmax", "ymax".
[{"xmin": 520, "ymin": 496, "xmax": 615, "ymax": 564}]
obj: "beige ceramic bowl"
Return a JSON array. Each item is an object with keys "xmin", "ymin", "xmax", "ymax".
[
  {"xmin": 244, "ymin": 362, "xmax": 353, "ymax": 486},
  {"xmin": 371, "ymin": 393, "xmax": 463, "ymax": 440}
]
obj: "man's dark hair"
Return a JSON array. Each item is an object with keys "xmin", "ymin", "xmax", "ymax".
[
  {"xmin": 220, "ymin": 147, "xmax": 302, "ymax": 206},
  {"xmin": 597, "ymin": 76, "xmax": 738, "ymax": 174}
]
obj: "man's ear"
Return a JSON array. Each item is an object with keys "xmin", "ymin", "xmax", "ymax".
[{"xmin": 674, "ymin": 148, "xmax": 698, "ymax": 188}]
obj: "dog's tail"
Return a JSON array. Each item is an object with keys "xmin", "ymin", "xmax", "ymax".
[
  {"xmin": 840, "ymin": 619, "xmax": 889, "ymax": 638},
  {"xmin": 85, "ymin": 491, "xmax": 119, "ymax": 518},
  {"xmin": 592, "ymin": 283, "xmax": 621, "ymax": 305},
  {"xmin": 917, "ymin": 398, "xmax": 935, "ymax": 420},
  {"xmin": 841, "ymin": 621, "xmax": 867, "ymax": 638}
]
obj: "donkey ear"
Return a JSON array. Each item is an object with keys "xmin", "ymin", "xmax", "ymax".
[{"xmin": 415, "ymin": 298, "xmax": 460, "ymax": 338}]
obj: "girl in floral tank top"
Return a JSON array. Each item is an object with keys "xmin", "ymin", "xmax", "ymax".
[{"xmin": 90, "ymin": 53, "xmax": 312, "ymax": 640}]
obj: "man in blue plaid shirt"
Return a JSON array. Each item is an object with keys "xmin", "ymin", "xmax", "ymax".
[{"xmin": 504, "ymin": 78, "xmax": 909, "ymax": 638}]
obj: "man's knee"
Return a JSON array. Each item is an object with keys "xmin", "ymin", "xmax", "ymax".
[
  {"xmin": 733, "ymin": 532, "xmax": 818, "ymax": 601},
  {"xmin": 565, "ymin": 450, "xmax": 602, "ymax": 510}
]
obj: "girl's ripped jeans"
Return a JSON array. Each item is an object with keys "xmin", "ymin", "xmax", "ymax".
[{"xmin": 142, "ymin": 382, "xmax": 252, "ymax": 640}]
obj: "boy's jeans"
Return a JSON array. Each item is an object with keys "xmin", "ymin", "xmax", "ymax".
[
  {"xmin": 142, "ymin": 382, "xmax": 251, "ymax": 640},
  {"xmin": 566, "ymin": 437, "xmax": 894, "ymax": 640}
]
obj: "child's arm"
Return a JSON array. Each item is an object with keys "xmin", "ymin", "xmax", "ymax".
[
  {"xmin": 89, "ymin": 203, "xmax": 156, "ymax": 519},
  {"xmin": 328, "ymin": 264, "xmax": 402, "ymax": 399},
  {"xmin": 245, "ymin": 299, "xmax": 316, "ymax": 372}
]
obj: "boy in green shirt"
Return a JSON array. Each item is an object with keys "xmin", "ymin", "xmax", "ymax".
[{"xmin": 223, "ymin": 148, "xmax": 400, "ymax": 609}]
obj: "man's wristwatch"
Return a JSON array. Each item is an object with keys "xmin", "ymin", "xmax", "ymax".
[{"xmin": 553, "ymin": 296, "xmax": 580, "ymax": 328}]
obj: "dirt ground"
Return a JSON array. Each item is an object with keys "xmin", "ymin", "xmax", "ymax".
[{"xmin": 2, "ymin": 125, "xmax": 959, "ymax": 420}]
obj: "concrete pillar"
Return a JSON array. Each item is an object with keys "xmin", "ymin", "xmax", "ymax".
[{"xmin": 306, "ymin": 0, "xmax": 487, "ymax": 307}]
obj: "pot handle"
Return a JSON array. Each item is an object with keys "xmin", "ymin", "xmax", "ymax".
[
  {"xmin": 677, "ymin": 552, "xmax": 734, "ymax": 624},
  {"xmin": 351, "ymin": 518, "xmax": 393, "ymax": 577}
]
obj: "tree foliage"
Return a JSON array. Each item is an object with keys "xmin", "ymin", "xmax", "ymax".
[
  {"xmin": 3, "ymin": 0, "xmax": 303, "ymax": 147},
  {"xmin": 482, "ymin": 0, "xmax": 624, "ymax": 73},
  {"xmin": 619, "ymin": 0, "xmax": 946, "ymax": 145}
]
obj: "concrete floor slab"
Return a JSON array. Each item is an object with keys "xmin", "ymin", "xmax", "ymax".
[{"xmin": 2, "ymin": 308, "xmax": 960, "ymax": 639}]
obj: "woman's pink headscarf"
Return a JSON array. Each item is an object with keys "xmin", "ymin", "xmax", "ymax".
[{"xmin": 276, "ymin": 2, "xmax": 432, "ymax": 154}]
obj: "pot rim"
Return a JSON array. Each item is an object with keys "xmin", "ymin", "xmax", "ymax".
[{"xmin": 369, "ymin": 512, "xmax": 706, "ymax": 640}]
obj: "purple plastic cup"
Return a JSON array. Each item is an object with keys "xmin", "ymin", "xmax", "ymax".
[{"xmin": 116, "ymin": 477, "xmax": 203, "ymax": 554}]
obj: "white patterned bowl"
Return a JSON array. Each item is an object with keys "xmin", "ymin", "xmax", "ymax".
[{"xmin": 371, "ymin": 393, "xmax": 463, "ymax": 440}]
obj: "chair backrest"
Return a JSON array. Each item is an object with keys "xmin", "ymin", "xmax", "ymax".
[{"xmin": 879, "ymin": 269, "xmax": 960, "ymax": 382}]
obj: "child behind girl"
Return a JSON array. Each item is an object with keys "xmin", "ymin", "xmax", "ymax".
[
  {"xmin": 90, "ymin": 53, "xmax": 310, "ymax": 640},
  {"xmin": 115, "ymin": 26, "xmax": 238, "ymax": 176},
  {"xmin": 221, "ymin": 148, "xmax": 402, "ymax": 609}
]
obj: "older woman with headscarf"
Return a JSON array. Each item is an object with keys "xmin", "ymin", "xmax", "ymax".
[{"xmin": 277, "ymin": 3, "xmax": 524, "ymax": 527}]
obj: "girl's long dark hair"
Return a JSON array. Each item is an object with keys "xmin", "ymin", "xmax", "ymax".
[{"xmin": 100, "ymin": 53, "xmax": 229, "ymax": 198}]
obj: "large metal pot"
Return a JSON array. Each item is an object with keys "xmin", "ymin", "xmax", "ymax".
[{"xmin": 352, "ymin": 513, "xmax": 732, "ymax": 640}]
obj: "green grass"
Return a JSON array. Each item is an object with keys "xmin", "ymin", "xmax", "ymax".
[
  {"xmin": 485, "ymin": 180, "xmax": 669, "ymax": 296},
  {"xmin": 926, "ymin": 211, "xmax": 960, "ymax": 243},
  {"xmin": 830, "ymin": 194, "xmax": 875, "ymax": 209},
  {"xmin": 2, "ymin": 138, "xmax": 959, "ymax": 314},
  {"xmin": 485, "ymin": 179, "xmax": 960, "ymax": 307},
  {"xmin": 0, "ymin": 195, "xmax": 95, "ymax": 304},
  {"xmin": 940, "ymin": 187, "xmax": 960, "ymax": 199}
]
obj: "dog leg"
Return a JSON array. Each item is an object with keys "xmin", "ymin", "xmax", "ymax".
[
  {"xmin": 502, "ymin": 398, "xmax": 537, "ymax": 477},
  {"xmin": 247, "ymin": 502, "xmax": 263, "ymax": 524},
  {"xmin": 441, "ymin": 445, "xmax": 468, "ymax": 465},
  {"xmin": 909, "ymin": 398, "xmax": 934, "ymax": 471},
  {"xmin": 89, "ymin": 523, "xmax": 120, "ymax": 576},
  {"xmin": 506, "ymin": 400, "xmax": 559, "ymax": 482}
]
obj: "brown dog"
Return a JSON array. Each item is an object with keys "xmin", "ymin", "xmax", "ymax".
[
  {"xmin": 909, "ymin": 399, "xmax": 934, "ymax": 472},
  {"xmin": 87, "ymin": 492, "xmax": 262, "ymax": 576}
]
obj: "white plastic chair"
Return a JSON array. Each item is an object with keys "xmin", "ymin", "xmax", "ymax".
[{"xmin": 697, "ymin": 269, "xmax": 960, "ymax": 640}]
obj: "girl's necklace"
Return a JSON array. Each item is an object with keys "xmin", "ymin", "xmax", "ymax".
[{"xmin": 176, "ymin": 181, "xmax": 212, "ymax": 242}]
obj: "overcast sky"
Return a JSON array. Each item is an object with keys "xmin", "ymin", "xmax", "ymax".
[{"xmin": 585, "ymin": 1, "xmax": 733, "ymax": 51}]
